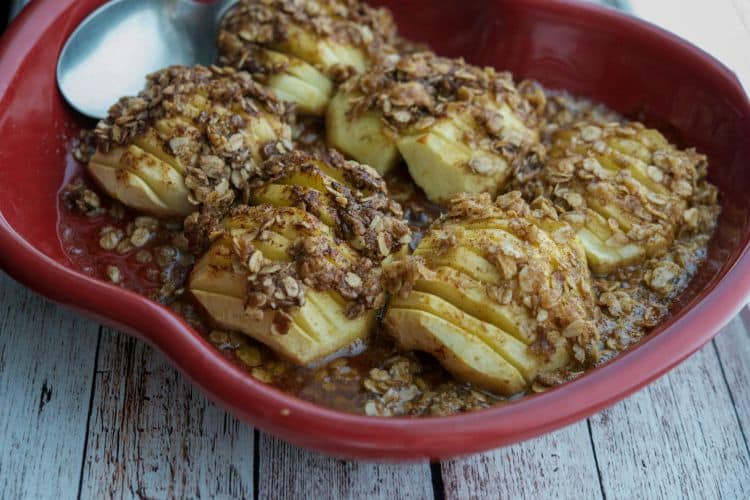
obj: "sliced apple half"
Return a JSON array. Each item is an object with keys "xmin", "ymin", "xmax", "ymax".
[{"xmin": 384, "ymin": 193, "xmax": 600, "ymax": 395}]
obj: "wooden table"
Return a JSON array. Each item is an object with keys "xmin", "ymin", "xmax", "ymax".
[{"xmin": 2, "ymin": 1, "xmax": 749, "ymax": 498}]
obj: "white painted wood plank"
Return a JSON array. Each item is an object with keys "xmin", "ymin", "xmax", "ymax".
[
  {"xmin": 258, "ymin": 433, "xmax": 433, "ymax": 500},
  {"xmin": 0, "ymin": 272, "xmax": 100, "ymax": 499},
  {"xmin": 589, "ymin": 344, "xmax": 750, "ymax": 500},
  {"xmin": 440, "ymin": 421, "xmax": 602, "ymax": 500},
  {"xmin": 713, "ymin": 312, "xmax": 750, "ymax": 453},
  {"xmin": 79, "ymin": 329, "xmax": 254, "ymax": 500}
]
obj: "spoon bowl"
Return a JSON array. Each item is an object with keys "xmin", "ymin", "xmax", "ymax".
[{"xmin": 56, "ymin": 0, "xmax": 236, "ymax": 119}]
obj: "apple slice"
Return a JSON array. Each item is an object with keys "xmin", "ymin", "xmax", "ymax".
[
  {"xmin": 540, "ymin": 121, "xmax": 708, "ymax": 273},
  {"xmin": 324, "ymin": 52, "xmax": 542, "ymax": 199},
  {"xmin": 218, "ymin": 0, "xmax": 400, "ymax": 115},
  {"xmin": 384, "ymin": 193, "xmax": 600, "ymax": 394},
  {"xmin": 85, "ymin": 65, "xmax": 293, "ymax": 216},
  {"xmin": 190, "ymin": 205, "xmax": 377, "ymax": 365}
]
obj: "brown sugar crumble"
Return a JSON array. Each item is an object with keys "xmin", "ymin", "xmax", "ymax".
[
  {"xmin": 218, "ymin": 0, "xmax": 400, "ymax": 82},
  {"xmin": 344, "ymin": 52, "xmax": 539, "ymax": 125},
  {"xmin": 342, "ymin": 51, "xmax": 542, "ymax": 147},
  {"xmin": 362, "ymin": 355, "xmax": 497, "ymax": 417},
  {"xmin": 516, "ymin": 121, "xmax": 718, "ymax": 258},
  {"xmin": 247, "ymin": 148, "xmax": 412, "ymax": 261},
  {"xmin": 77, "ymin": 64, "xmax": 296, "ymax": 236},
  {"xmin": 223, "ymin": 204, "xmax": 391, "ymax": 323}
]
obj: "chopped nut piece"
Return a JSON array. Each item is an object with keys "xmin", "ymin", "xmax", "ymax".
[{"xmin": 106, "ymin": 265, "xmax": 122, "ymax": 284}]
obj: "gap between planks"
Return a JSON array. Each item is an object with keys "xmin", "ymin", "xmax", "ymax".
[
  {"xmin": 76, "ymin": 326, "xmax": 103, "ymax": 500},
  {"xmin": 70, "ymin": 312, "xmax": 750, "ymax": 500},
  {"xmin": 72, "ymin": 323, "xmax": 434, "ymax": 500},
  {"xmin": 0, "ymin": 274, "xmax": 100, "ymax": 499},
  {"xmin": 437, "ymin": 325, "xmax": 750, "ymax": 500}
]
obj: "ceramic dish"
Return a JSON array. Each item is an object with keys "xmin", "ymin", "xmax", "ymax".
[{"xmin": 1, "ymin": 0, "xmax": 749, "ymax": 460}]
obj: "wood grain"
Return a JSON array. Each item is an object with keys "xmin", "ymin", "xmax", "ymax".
[
  {"xmin": 257, "ymin": 433, "xmax": 433, "ymax": 500},
  {"xmin": 714, "ymin": 312, "xmax": 750, "ymax": 454},
  {"xmin": 0, "ymin": 273, "xmax": 100, "ymax": 499},
  {"xmin": 79, "ymin": 329, "xmax": 255, "ymax": 499},
  {"xmin": 588, "ymin": 343, "xmax": 750, "ymax": 499},
  {"xmin": 440, "ymin": 421, "xmax": 603, "ymax": 500}
]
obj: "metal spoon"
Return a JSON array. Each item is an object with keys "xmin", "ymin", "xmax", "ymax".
[{"xmin": 57, "ymin": 0, "xmax": 237, "ymax": 119}]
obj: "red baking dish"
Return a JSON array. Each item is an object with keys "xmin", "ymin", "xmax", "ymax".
[{"xmin": 1, "ymin": 0, "xmax": 749, "ymax": 460}]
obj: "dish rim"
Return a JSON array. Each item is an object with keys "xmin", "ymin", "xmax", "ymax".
[{"xmin": 1, "ymin": 0, "xmax": 749, "ymax": 459}]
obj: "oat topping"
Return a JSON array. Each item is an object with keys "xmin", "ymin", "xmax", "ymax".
[
  {"xmin": 76, "ymin": 65, "xmax": 295, "ymax": 220},
  {"xmin": 91, "ymin": 65, "xmax": 291, "ymax": 150},
  {"xmin": 516, "ymin": 121, "xmax": 720, "ymax": 263},
  {"xmin": 249, "ymin": 148, "xmax": 412, "ymax": 260},
  {"xmin": 363, "ymin": 355, "xmax": 495, "ymax": 417},
  {"xmin": 341, "ymin": 51, "xmax": 543, "ymax": 140},
  {"xmin": 98, "ymin": 226, "xmax": 124, "ymax": 250},
  {"xmin": 644, "ymin": 260, "xmax": 684, "ymax": 296},
  {"xmin": 62, "ymin": 186, "xmax": 196, "ymax": 304},
  {"xmin": 218, "ymin": 0, "xmax": 399, "ymax": 81},
  {"xmin": 389, "ymin": 191, "xmax": 601, "ymax": 363},
  {"xmin": 383, "ymin": 255, "xmax": 435, "ymax": 299},
  {"xmin": 539, "ymin": 89, "xmax": 622, "ymax": 142},
  {"xmin": 106, "ymin": 265, "xmax": 122, "ymax": 284},
  {"xmin": 183, "ymin": 204, "xmax": 228, "ymax": 254},
  {"xmin": 62, "ymin": 180, "xmax": 105, "ymax": 217},
  {"xmin": 289, "ymin": 234, "xmax": 385, "ymax": 317},
  {"xmin": 222, "ymin": 205, "xmax": 387, "ymax": 324}
]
